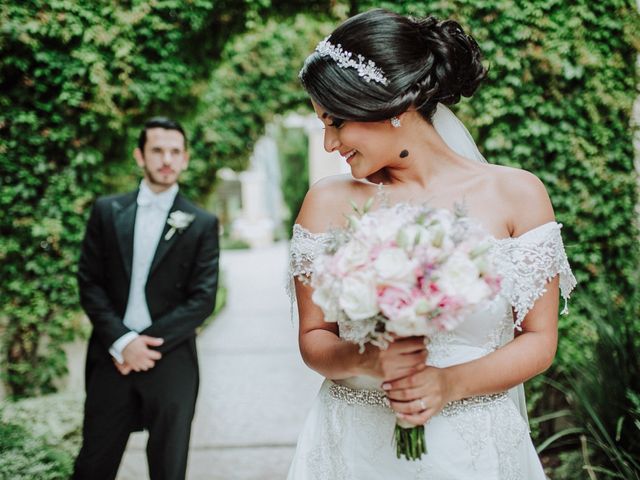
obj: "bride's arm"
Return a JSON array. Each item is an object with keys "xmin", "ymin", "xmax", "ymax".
[
  {"xmin": 295, "ymin": 281, "xmax": 370, "ymax": 379},
  {"xmin": 386, "ymin": 170, "xmax": 560, "ymax": 424},
  {"xmin": 296, "ymin": 281, "xmax": 428, "ymax": 381},
  {"xmin": 294, "ymin": 177, "xmax": 427, "ymax": 381}
]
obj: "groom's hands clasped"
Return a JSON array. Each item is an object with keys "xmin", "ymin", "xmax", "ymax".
[{"xmin": 118, "ymin": 335, "xmax": 164, "ymax": 373}]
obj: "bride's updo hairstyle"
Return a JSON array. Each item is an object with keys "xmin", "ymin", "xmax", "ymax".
[{"xmin": 299, "ymin": 8, "xmax": 487, "ymax": 124}]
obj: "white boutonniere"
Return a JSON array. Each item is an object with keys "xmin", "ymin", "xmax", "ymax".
[{"xmin": 165, "ymin": 210, "xmax": 195, "ymax": 240}]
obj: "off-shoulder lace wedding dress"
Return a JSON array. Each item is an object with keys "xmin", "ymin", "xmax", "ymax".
[{"xmin": 287, "ymin": 219, "xmax": 576, "ymax": 480}]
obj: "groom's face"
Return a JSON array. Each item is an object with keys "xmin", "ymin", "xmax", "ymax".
[{"xmin": 134, "ymin": 127, "xmax": 189, "ymax": 191}]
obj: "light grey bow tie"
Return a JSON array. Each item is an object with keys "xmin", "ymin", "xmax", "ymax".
[{"xmin": 137, "ymin": 190, "xmax": 173, "ymax": 211}]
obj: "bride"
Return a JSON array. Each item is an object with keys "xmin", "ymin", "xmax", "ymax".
[{"xmin": 288, "ymin": 8, "xmax": 576, "ymax": 479}]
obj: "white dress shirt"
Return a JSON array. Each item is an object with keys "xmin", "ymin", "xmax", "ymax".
[{"xmin": 109, "ymin": 180, "xmax": 179, "ymax": 363}]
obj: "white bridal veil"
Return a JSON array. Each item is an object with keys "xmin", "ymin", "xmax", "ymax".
[{"xmin": 431, "ymin": 103, "xmax": 487, "ymax": 164}]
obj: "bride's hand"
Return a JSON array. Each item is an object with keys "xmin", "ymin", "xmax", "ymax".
[
  {"xmin": 361, "ymin": 336, "xmax": 428, "ymax": 382},
  {"xmin": 383, "ymin": 366, "xmax": 451, "ymax": 426}
]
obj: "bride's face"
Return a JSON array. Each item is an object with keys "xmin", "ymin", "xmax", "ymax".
[{"xmin": 312, "ymin": 101, "xmax": 394, "ymax": 179}]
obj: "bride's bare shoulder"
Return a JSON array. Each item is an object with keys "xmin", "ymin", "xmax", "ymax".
[
  {"xmin": 488, "ymin": 164, "xmax": 555, "ymax": 235},
  {"xmin": 296, "ymin": 174, "xmax": 368, "ymax": 233}
]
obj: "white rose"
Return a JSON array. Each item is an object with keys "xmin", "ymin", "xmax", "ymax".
[
  {"xmin": 335, "ymin": 240, "xmax": 370, "ymax": 275},
  {"xmin": 438, "ymin": 251, "xmax": 491, "ymax": 304},
  {"xmin": 357, "ymin": 210, "xmax": 406, "ymax": 243},
  {"xmin": 374, "ymin": 248, "xmax": 416, "ymax": 284},
  {"xmin": 339, "ymin": 271, "xmax": 379, "ymax": 320},
  {"xmin": 386, "ymin": 308, "xmax": 428, "ymax": 337},
  {"xmin": 168, "ymin": 210, "xmax": 195, "ymax": 228},
  {"xmin": 311, "ymin": 281, "xmax": 340, "ymax": 321}
]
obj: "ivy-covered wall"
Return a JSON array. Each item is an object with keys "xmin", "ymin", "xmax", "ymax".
[{"xmin": 187, "ymin": 15, "xmax": 330, "ymax": 191}]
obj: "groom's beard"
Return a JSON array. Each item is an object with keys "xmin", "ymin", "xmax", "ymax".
[{"xmin": 143, "ymin": 163, "xmax": 181, "ymax": 189}]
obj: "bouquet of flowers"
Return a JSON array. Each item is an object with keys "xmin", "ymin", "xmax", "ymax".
[{"xmin": 310, "ymin": 201, "xmax": 501, "ymax": 460}]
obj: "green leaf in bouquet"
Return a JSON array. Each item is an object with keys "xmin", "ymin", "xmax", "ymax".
[
  {"xmin": 349, "ymin": 199, "xmax": 361, "ymax": 215},
  {"xmin": 432, "ymin": 228, "xmax": 445, "ymax": 248},
  {"xmin": 347, "ymin": 214, "xmax": 359, "ymax": 229},
  {"xmin": 396, "ymin": 229, "xmax": 411, "ymax": 249},
  {"xmin": 363, "ymin": 196, "xmax": 375, "ymax": 213}
]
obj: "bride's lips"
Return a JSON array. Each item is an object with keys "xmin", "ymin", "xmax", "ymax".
[{"xmin": 341, "ymin": 149, "xmax": 357, "ymax": 163}]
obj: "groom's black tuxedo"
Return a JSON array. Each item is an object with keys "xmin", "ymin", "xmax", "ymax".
[{"xmin": 73, "ymin": 189, "xmax": 219, "ymax": 480}]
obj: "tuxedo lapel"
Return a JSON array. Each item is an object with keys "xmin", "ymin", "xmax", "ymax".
[
  {"xmin": 112, "ymin": 192, "xmax": 138, "ymax": 280},
  {"xmin": 148, "ymin": 194, "xmax": 192, "ymax": 276}
]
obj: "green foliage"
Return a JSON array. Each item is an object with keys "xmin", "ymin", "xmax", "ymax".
[
  {"xmin": 0, "ymin": 391, "xmax": 83, "ymax": 479},
  {"xmin": 563, "ymin": 278, "xmax": 640, "ymax": 478},
  {"xmin": 0, "ymin": 0, "xmax": 333, "ymax": 396},
  {"xmin": 0, "ymin": 421, "xmax": 72, "ymax": 480},
  {"xmin": 549, "ymin": 448, "xmax": 595, "ymax": 480},
  {"xmin": 187, "ymin": 14, "xmax": 331, "ymax": 193},
  {"xmin": 276, "ymin": 126, "xmax": 310, "ymax": 234}
]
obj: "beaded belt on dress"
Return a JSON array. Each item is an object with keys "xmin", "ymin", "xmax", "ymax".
[{"xmin": 328, "ymin": 382, "xmax": 508, "ymax": 416}]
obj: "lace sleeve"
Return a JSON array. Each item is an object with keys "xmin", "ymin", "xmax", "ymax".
[
  {"xmin": 286, "ymin": 224, "xmax": 331, "ymax": 307},
  {"xmin": 493, "ymin": 222, "xmax": 577, "ymax": 330}
]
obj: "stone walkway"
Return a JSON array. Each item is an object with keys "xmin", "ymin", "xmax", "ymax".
[{"xmin": 116, "ymin": 243, "xmax": 323, "ymax": 480}]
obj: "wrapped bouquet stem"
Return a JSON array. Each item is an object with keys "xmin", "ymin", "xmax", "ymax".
[
  {"xmin": 395, "ymin": 419, "xmax": 427, "ymax": 460},
  {"xmin": 310, "ymin": 201, "xmax": 501, "ymax": 461}
]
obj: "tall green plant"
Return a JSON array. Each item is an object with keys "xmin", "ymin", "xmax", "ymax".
[{"xmin": 565, "ymin": 279, "xmax": 640, "ymax": 479}]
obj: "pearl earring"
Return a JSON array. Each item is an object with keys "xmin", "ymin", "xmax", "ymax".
[{"xmin": 390, "ymin": 116, "xmax": 401, "ymax": 128}]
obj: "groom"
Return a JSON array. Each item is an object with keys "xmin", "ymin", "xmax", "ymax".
[{"xmin": 73, "ymin": 117, "xmax": 219, "ymax": 480}]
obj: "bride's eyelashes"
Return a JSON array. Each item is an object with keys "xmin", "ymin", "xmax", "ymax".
[
  {"xmin": 400, "ymin": 149, "xmax": 409, "ymax": 158},
  {"xmin": 328, "ymin": 118, "xmax": 345, "ymax": 129},
  {"xmin": 320, "ymin": 112, "xmax": 346, "ymax": 129}
]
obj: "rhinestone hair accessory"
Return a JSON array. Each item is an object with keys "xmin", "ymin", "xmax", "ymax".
[{"xmin": 314, "ymin": 36, "xmax": 389, "ymax": 86}]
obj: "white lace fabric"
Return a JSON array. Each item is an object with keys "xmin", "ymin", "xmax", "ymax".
[
  {"xmin": 286, "ymin": 224, "xmax": 333, "ymax": 320},
  {"xmin": 489, "ymin": 221, "xmax": 577, "ymax": 329}
]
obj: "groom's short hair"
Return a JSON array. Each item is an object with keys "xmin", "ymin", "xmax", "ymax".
[{"xmin": 138, "ymin": 117, "xmax": 188, "ymax": 151}]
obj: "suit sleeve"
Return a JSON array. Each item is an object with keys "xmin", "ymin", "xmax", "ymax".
[
  {"xmin": 78, "ymin": 201, "xmax": 131, "ymax": 349},
  {"xmin": 140, "ymin": 215, "xmax": 220, "ymax": 353}
]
